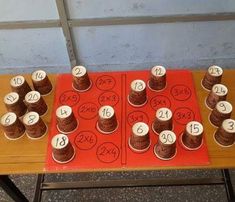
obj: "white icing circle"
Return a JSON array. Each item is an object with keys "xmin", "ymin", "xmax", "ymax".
[
  {"xmin": 216, "ymin": 101, "xmax": 232, "ymax": 114},
  {"xmin": 72, "ymin": 66, "xmax": 87, "ymax": 77},
  {"xmin": 51, "ymin": 134, "xmax": 69, "ymax": 149},
  {"xmin": 212, "ymin": 84, "xmax": 228, "ymax": 96},
  {"xmin": 10, "ymin": 75, "xmax": 25, "ymax": 87},
  {"xmin": 56, "ymin": 105, "xmax": 72, "ymax": 118},
  {"xmin": 132, "ymin": 122, "xmax": 149, "ymax": 136},
  {"xmin": 159, "ymin": 130, "xmax": 176, "ymax": 145},
  {"xmin": 4, "ymin": 92, "xmax": 19, "ymax": 105},
  {"xmin": 186, "ymin": 121, "xmax": 203, "ymax": 136},
  {"xmin": 208, "ymin": 65, "xmax": 223, "ymax": 77},
  {"xmin": 32, "ymin": 70, "xmax": 46, "ymax": 81},
  {"xmin": 131, "ymin": 80, "xmax": 146, "ymax": 92},
  {"xmin": 1, "ymin": 112, "xmax": 17, "ymax": 126},
  {"xmin": 151, "ymin": 65, "xmax": 166, "ymax": 77},
  {"xmin": 99, "ymin": 105, "xmax": 114, "ymax": 119},
  {"xmin": 156, "ymin": 107, "xmax": 172, "ymax": 121},
  {"xmin": 23, "ymin": 111, "xmax": 39, "ymax": 125},
  {"xmin": 222, "ymin": 119, "xmax": 235, "ymax": 133},
  {"xmin": 25, "ymin": 91, "xmax": 40, "ymax": 103}
]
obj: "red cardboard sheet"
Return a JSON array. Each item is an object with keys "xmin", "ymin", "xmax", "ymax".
[{"xmin": 45, "ymin": 70, "xmax": 209, "ymax": 171}]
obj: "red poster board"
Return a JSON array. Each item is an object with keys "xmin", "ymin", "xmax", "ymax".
[{"xmin": 45, "ymin": 70, "xmax": 209, "ymax": 171}]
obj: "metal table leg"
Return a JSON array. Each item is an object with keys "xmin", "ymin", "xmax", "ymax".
[
  {"xmin": 221, "ymin": 169, "xmax": 235, "ymax": 202},
  {"xmin": 0, "ymin": 175, "xmax": 29, "ymax": 202},
  {"xmin": 33, "ymin": 174, "xmax": 44, "ymax": 202},
  {"xmin": 32, "ymin": 170, "xmax": 235, "ymax": 202}
]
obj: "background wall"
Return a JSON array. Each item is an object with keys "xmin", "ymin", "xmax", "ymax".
[{"xmin": 0, "ymin": 0, "xmax": 235, "ymax": 73}]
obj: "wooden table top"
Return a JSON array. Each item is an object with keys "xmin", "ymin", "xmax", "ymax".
[{"xmin": 0, "ymin": 70, "xmax": 234, "ymax": 174}]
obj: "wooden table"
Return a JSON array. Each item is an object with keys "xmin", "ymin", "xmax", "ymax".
[{"xmin": 0, "ymin": 70, "xmax": 235, "ymax": 201}]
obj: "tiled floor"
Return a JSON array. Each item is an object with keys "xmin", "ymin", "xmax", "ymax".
[{"xmin": 0, "ymin": 169, "xmax": 234, "ymax": 202}]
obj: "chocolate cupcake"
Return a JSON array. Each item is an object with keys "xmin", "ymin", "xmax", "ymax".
[
  {"xmin": 0, "ymin": 112, "xmax": 25, "ymax": 140},
  {"xmin": 4, "ymin": 92, "xmax": 27, "ymax": 117},
  {"xmin": 24, "ymin": 91, "xmax": 47, "ymax": 116},
  {"xmin": 154, "ymin": 130, "xmax": 176, "ymax": 160},
  {"xmin": 209, "ymin": 101, "xmax": 232, "ymax": 127},
  {"xmin": 214, "ymin": 119, "xmax": 235, "ymax": 147},
  {"xmin": 10, "ymin": 75, "xmax": 31, "ymax": 100},
  {"xmin": 97, "ymin": 105, "xmax": 118, "ymax": 134},
  {"xmin": 128, "ymin": 79, "xmax": 147, "ymax": 107},
  {"xmin": 23, "ymin": 111, "xmax": 47, "ymax": 139},
  {"xmin": 51, "ymin": 134, "xmax": 75, "ymax": 164},
  {"xmin": 31, "ymin": 70, "xmax": 52, "ymax": 95},
  {"xmin": 72, "ymin": 66, "xmax": 92, "ymax": 92},
  {"xmin": 129, "ymin": 122, "xmax": 151, "ymax": 153},
  {"xmin": 56, "ymin": 105, "xmax": 78, "ymax": 134},
  {"xmin": 182, "ymin": 121, "xmax": 203, "ymax": 150},
  {"xmin": 152, "ymin": 107, "xmax": 173, "ymax": 135},
  {"xmin": 148, "ymin": 65, "xmax": 166, "ymax": 91},
  {"xmin": 202, "ymin": 65, "xmax": 223, "ymax": 91}
]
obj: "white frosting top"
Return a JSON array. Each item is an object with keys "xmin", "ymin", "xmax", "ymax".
[
  {"xmin": 208, "ymin": 65, "xmax": 223, "ymax": 77},
  {"xmin": 56, "ymin": 105, "xmax": 72, "ymax": 118},
  {"xmin": 186, "ymin": 121, "xmax": 203, "ymax": 136},
  {"xmin": 23, "ymin": 111, "xmax": 39, "ymax": 125},
  {"xmin": 216, "ymin": 101, "xmax": 232, "ymax": 114},
  {"xmin": 4, "ymin": 92, "xmax": 19, "ymax": 105},
  {"xmin": 10, "ymin": 75, "xmax": 25, "ymax": 87},
  {"xmin": 51, "ymin": 134, "xmax": 69, "ymax": 149},
  {"xmin": 156, "ymin": 107, "xmax": 172, "ymax": 121},
  {"xmin": 99, "ymin": 105, "xmax": 114, "ymax": 119},
  {"xmin": 132, "ymin": 122, "xmax": 149, "ymax": 136},
  {"xmin": 25, "ymin": 91, "xmax": 40, "ymax": 103},
  {"xmin": 222, "ymin": 119, "xmax": 235, "ymax": 133},
  {"xmin": 131, "ymin": 79, "xmax": 146, "ymax": 92},
  {"xmin": 159, "ymin": 130, "xmax": 176, "ymax": 144},
  {"xmin": 151, "ymin": 65, "xmax": 166, "ymax": 77},
  {"xmin": 212, "ymin": 84, "xmax": 228, "ymax": 96},
  {"xmin": 32, "ymin": 70, "xmax": 46, "ymax": 81},
  {"xmin": 72, "ymin": 66, "xmax": 87, "ymax": 77},
  {"xmin": 1, "ymin": 112, "xmax": 17, "ymax": 126}
]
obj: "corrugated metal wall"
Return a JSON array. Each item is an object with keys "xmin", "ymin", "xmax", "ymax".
[{"xmin": 0, "ymin": 0, "xmax": 235, "ymax": 73}]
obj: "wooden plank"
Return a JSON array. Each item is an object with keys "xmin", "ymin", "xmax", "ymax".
[
  {"xmin": 0, "ymin": 74, "xmax": 57, "ymax": 174},
  {"xmin": 193, "ymin": 70, "xmax": 235, "ymax": 168},
  {"xmin": 55, "ymin": 0, "xmax": 77, "ymax": 67},
  {"xmin": 68, "ymin": 13, "xmax": 235, "ymax": 27},
  {"xmin": 0, "ymin": 70, "xmax": 235, "ymax": 174},
  {"xmin": 0, "ymin": 20, "xmax": 60, "ymax": 29}
]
